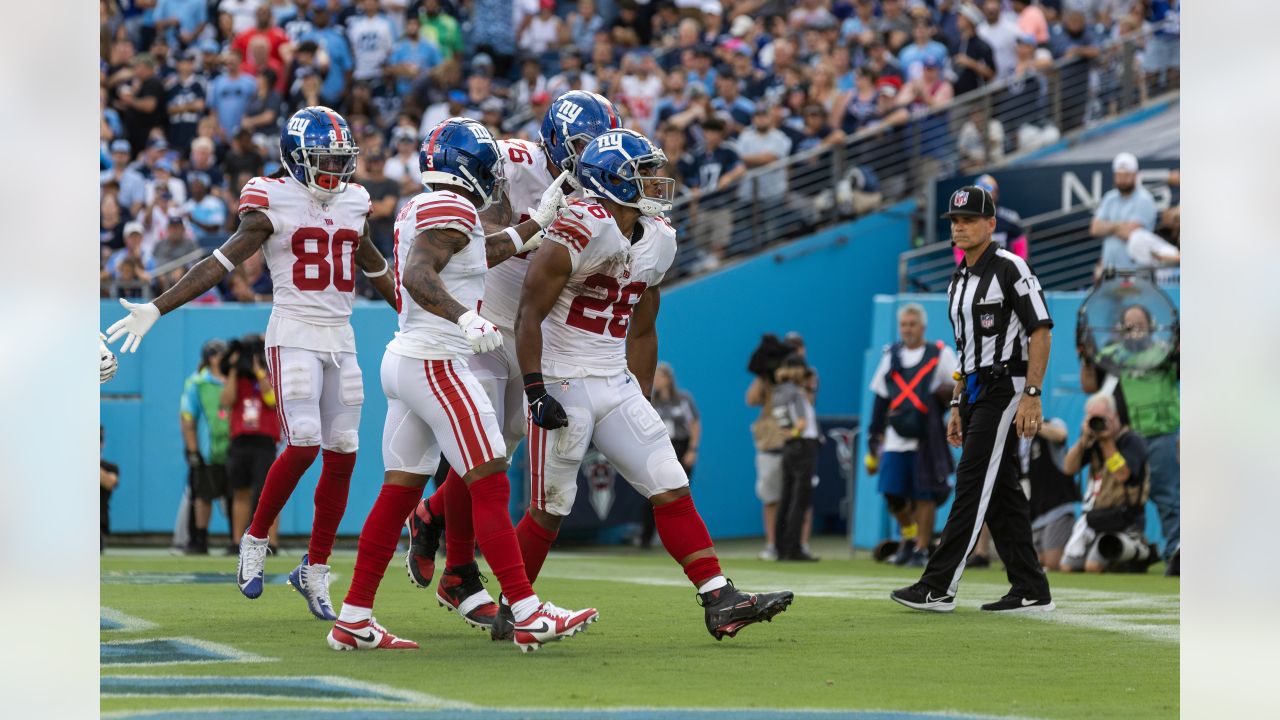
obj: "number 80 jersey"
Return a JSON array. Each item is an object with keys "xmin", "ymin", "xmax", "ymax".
[
  {"xmin": 239, "ymin": 176, "xmax": 371, "ymax": 352},
  {"xmin": 540, "ymin": 199, "xmax": 676, "ymax": 378}
]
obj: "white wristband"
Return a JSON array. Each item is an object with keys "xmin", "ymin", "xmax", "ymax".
[
  {"xmin": 504, "ymin": 226, "xmax": 525, "ymax": 254},
  {"xmin": 363, "ymin": 258, "xmax": 389, "ymax": 278},
  {"xmin": 212, "ymin": 249, "xmax": 235, "ymax": 272}
]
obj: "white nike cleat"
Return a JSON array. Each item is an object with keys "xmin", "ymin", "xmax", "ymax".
[
  {"xmin": 288, "ymin": 553, "xmax": 337, "ymax": 620},
  {"xmin": 512, "ymin": 601, "xmax": 599, "ymax": 653},
  {"xmin": 236, "ymin": 534, "xmax": 270, "ymax": 599},
  {"xmin": 326, "ymin": 617, "xmax": 420, "ymax": 651}
]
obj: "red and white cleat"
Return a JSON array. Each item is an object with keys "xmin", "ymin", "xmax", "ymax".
[
  {"xmin": 326, "ymin": 617, "xmax": 420, "ymax": 651},
  {"xmin": 436, "ymin": 562, "xmax": 499, "ymax": 631},
  {"xmin": 512, "ymin": 602, "xmax": 599, "ymax": 653}
]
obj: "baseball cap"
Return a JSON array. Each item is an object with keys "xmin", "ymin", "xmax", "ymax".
[
  {"xmin": 201, "ymin": 338, "xmax": 228, "ymax": 362},
  {"xmin": 188, "ymin": 171, "xmax": 211, "ymax": 187},
  {"xmin": 147, "ymin": 137, "xmax": 169, "ymax": 151},
  {"xmin": 472, "ymin": 53, "xmax": 494, "ymax": 69},
  {"xmin": 123, "ymin": 221, "xmax": 144, "ymax": 236},
  {"xmin": 974, "ymin": 174, "xmax": 998, "ymax": 193},
  {"xmin": 447, "ymin": 89, "xmax": 467, "ymax": 104},
  {"xmin": 167, "ymin": 212, "xmax": 185, "ymax": 225},
  {"xmin": 531, "ymin": 90, "xmax": 551, "ymax": 105},
  {"xmin": 480, "ymin": 97, "xmax": 505, "ymax": 114},
  {"xmin": 941, "ymin": 185, "xmax": 996, "ymax": 219},
  {"xmin": 959, "ymin": 4, "xmax": 984, "ymax": 26},
  {"xmin": 1112, "ymin": 152, "xmax": 1139, "ymax": 173},
  {"xmin": 922, "ymin": 55, "xmax": 942, "ymax": 69},
  {"xmin": 110, "ymin": 139, "xmax": 131, "ymax": 154},
  {"xmin": 391, "ymin": 125, "xmax": 417, "ymax": 143},
  {"xmin": 180, "ymin": 49, "xmax": 200, "ymax": 62},
  {"xmin": 731, "ymin": 15, "xmax": 754, "ymax": 37}
]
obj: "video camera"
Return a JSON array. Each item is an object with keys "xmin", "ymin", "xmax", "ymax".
[
  {"xmin": 747, "ymin": 334, "xmax": 793, "ymax": 381},
  {"xmin": 219, "ymin": 333, "xmax": 266, "ymax": 376}
]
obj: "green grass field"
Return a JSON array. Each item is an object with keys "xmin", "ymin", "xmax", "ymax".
[{"xmin": 101, "ymin": 538, "xmax": 1178, "ymax": 719}]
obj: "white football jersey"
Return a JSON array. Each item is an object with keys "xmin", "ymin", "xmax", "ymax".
[
  {"xmin": 387, "ymin": 190, "xmax": 488, "ymax": 361},
  {"xmin": 481, "ymin": 138, "xmax": 557, "ymax": 331},
  {"xmin": 238, "ymin": 176, "xmax": 371, "ymax": 352},
  {"xmin": 540, "ymin": 199, "xmax": 676, "ymax": 378}
]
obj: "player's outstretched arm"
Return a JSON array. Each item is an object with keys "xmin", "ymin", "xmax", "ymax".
[
  {"xmin": 106, "ymin": 211, "xmax": 273, "ymax": 352},
  {"xmin": 515, "ymin": 241, "xmax": 573, "ymax": 378},
  {"xmin": 402, "ymin": 227, "xmax": 470, "ymax": 322},
  {"xmin": 626, "ymin": 287, "xmax": 661, "ymax": 398},
  {"xmin": 484, "ymin": 171, "xmax": 572, "ymax": 268},
  {"xmin": 353, "ymin": 222, "xmax": 397, "ymax": 309}
]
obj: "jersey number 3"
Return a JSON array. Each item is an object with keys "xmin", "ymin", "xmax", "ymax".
[
  {"xmin": 291, "ymin": 227, "xmax": 359, "ymax": 292},
  {"xmin": 566, "ymin": 274, "xmax": 646, "ymax": 337}
]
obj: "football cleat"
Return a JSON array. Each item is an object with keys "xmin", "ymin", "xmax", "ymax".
[
  {"xmin": 436, "ymin": 562, "xmax": 499, "ymax": 631},
  {"xmin": 235, "ymin": 534, "xmax": 270, "ymax": 599},
  {"xmin": 326, "ymin": 617, "xmax": 419, "ymax": 651},
  {"xmin": 405, "ymin": 498, "xmax": 445, "ymax": 588},
  {"xmin": 890, "ymin": 581, "xmax": 955, "ymax": 613},
  {"xmin": 512, "ymin": 601, "xmax": 599, "ymax": 653},
  {"xmin": 698, "ymin": 580, "xmax": 794, "ymax": 640},
  {"xmin": 288, "ymin": 553, "xmax": 337, "ymax": 620},
  {"xmin": 490, "ymin": 598, "xmax": 515, "ymax": 642}
]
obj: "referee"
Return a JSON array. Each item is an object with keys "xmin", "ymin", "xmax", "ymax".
[{"xmin": 891, "ymin": 186, "xmax": 1055, "ymax": 613}]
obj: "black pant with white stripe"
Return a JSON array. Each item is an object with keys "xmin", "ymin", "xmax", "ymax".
[{"xmin": 920, "ymin": 376, "xmax": 1050, "ymax": 599}]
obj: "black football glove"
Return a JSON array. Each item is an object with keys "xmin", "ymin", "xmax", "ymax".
[
  {"xmin": 185, "ymin": 449, "xmax": 205, "ymax": 468},
  {"xmin": 524, "ymin": 373, "xmax": 569, "ymax": 429}
]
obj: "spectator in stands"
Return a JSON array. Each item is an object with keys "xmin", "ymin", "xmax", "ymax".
[
  {"xmin": 619, "ymin": 51, "xmax": 666, "ymax": 137},
  {"xmin": 737, "ymin": 103, "xmax": 792, "ymax": 203},
  {"xmin": 566, "ymin": 0, "xmax": 604, "ymax": 57},
  {"xmin": 952, "ymin": 4, "xmax": 996, "ymax": 97},
  {"xmin": 101, "ymin": 426, "xmax": 119, "ymax": 553},
  {"xmin": 1022, "ymin": 417, "xmax": 1077, "ymax": 571},
  {"xmin": 418, "ymin": 0, "xmax": 463, "ymax": 60},
  {"xmin": 877, "ymin": 0, "xmax": 913, "ymax": 48},
  {"xmin": 384, "ymin": 125, "xmax": 421, "ymax": 196},
  {"xmin": 980, "ymin": 174, "xmax": 1029, "ymax": 258},
  {"xmin": 1060, "ymin": 392, "xmax": 1152, "ymax": 573},
  {"xmin": 899, "ymin": 17, "xmax": 950, "ymax": 82},
  {"xmin": 241, "ymin": 37, "xmax": 286, "ymax": 95},
  {"xmin": 105, "ymin": 221, "xmax": 156, "ymax": 281},
  {"xmin": 233, "ymin": 5, "xmax": 289, "ymax": 65},
  {"xmin": 166, "ymin": 50, "xmax": 207, "ymax": 153},
  {"xmin": 1145, "ymin": 0, "xmax": 1179, "ymax": 91},
  {"xmin": 183, "ymin": 172, "xmax": 228, "ymax": 250},
  {"xmin": 103, "ymin": 139, "xmax": 148, "ymax": 216},
  {"xmin": 831, "ymin": 66, "xmax": 881, "ymax": 135},
  {"xmin": 957, "ymin": 105, "xmax": 1005, "ymax": 173},
  {"xmin": 519, "ymin": 0, "xmax": 563, "ymax": 55},
  {"xmin": 682, "ymin": 117, "xmax": 743, "ymax": 270},
  {"xmin": 220, "ymin": 335, "xmax": 281, "ymax": 551},
  {"xmin": 154, "ymin": 0, "xmax": 210, "ymax": 48},
  {"xmin": 1013, "ymin": 0, "xmax": 1050, "ymax": 44},
  {"xmin": 208, "ymin": 51, "xmax": 258, "ymax": 136},
  {"xmin": 348, "ymin": 0, "xmax": 396, "ymax": 86},
  {"xmin": 221, "ymin": 0, "xmax": 261, "ymax": 36},
  {"xmin": 117, "ymin": 54, "xmax": 169, "ymax": 154},
  {"xmin": 1091, "ymin": 152, "xmax": 1158, "ymax": 271},
  {"xmin": 187, "ymin": 137, "xmax": 225, "ymax": 193},
  {"xmin": 637, "ymin": 362, "xmax": 702, "ymax": 549},
  {"xmin": 181, "ymin": 339, "xmax": 231, "ymax": 554},
  {"xmin": 1081, "ymin": 304, "xmax": 1180, "ymax": 570},
  {"xmin": 471, "ymin": 0, "xmax": 518, "ymax": 78},
  {"xmin": 388, "ymin": 15, "xmax": 442, "ymax": 99},
  {"xmin": 152, "ymin": 213, "xmax": 198, "ymax": 269},
  {"xmin": 360, "ymin": 149, "xmax": 399, "ymax": 257},
  {"xmin": 223, "ymin": 129, "xmax": 265, "ymax": 182},
  {"xmin": 979, "ymin": 0, "xmax": 1021, "ymax": 80},
  {"xmin": 711, "ymin": 69, "xmax": 755, "ymax": 131},
  {"xmin": 864, "ymin": 304, "xmax": 957, "ymax": 567},
  {"xmin": 300, "ymin": 5, "xmax": 354, "ymax": 107},
  {"xmin": 1047, "ymin": 8, "xmax": 1101, "ymax": 133}
]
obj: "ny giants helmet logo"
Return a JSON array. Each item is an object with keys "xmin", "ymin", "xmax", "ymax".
[
  {"xmin": 287, "ymin": 116, "xmax": 310, "ymax": 137},
  {"xmin": 953, "ymin": 190, "xmax": 969, "ymax": 207},
  {"xmin": 555, "ymin": 101, "xmax": 584, "ymax": 125},
  {"xmin": 595, "ymin": 133, "xmax": 625, "ymax": 153}
]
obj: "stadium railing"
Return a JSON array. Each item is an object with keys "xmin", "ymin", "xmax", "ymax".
[
  {"xmin": 102, "ymin": 247, "xmax": 208, "ymax": 300},
  {"xmin": 663, "ymin": 30, "xmax": 1164, "ymax": 282}
]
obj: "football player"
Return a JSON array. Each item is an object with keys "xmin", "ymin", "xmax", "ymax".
[
  {"xmin": 403, "ymin": 92, "xmax": 620, "ymax": 632},
  {"xmin": 326, "ymin": 117, "xmax": 598, "ymax": 653},
  {"xmin": 513, "ymin": 129, "xmax": 795, "ymax": 641},
  {"xmin": 100, "ymin": 333, "xmax": 118, "ymax": 384},
  {"xmin": 105, "ymin": 107, "xmax": 397, "ymax": 620}
]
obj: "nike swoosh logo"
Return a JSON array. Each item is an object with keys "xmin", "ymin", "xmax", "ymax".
[
  {"xmin": 521, "ymin": 620, "xmax": 552, "ymax": 634},
  {"xmin": 344, "ymin": 629, "xmax": 376, "ymax": 643},
  {"xmin": 1020, "ymin": 598, "xmax": 1040, "ymax": 606},
  {"xmin": 926, "ymin": 592, "xmax": 951, "ymax": 603},
  {"xmin": 569, "ymin": 209, "xmax": 584, "ymax": 219}
]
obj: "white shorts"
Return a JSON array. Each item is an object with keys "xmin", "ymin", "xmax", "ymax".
[
  {"xmin": 467, "ymin": 326, "xmax": 527, "ymax": 454},
  {"xmin": 755, "ymin": 451, "xmax": 784, "ymax": 504},
  {"xmin": 380, "ymin": 350, "xmax": 506, "ymax": 476},
  {"xmin": 528, "ymin": 371, "xmax": 687, "ymax": 517},
  {"xmin": 265, "ymin": 345, "xmax": 363, "ymax": 452}
]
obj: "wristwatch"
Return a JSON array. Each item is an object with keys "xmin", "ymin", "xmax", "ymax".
[{"xmin": 1025, "ymin": 385, "xmax": 1042, "ymax": 397}]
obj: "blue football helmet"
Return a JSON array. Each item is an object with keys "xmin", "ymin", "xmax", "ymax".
[
  {"xmin": 539, "ymin": 91, "xmax": 620, "ymax": 175},
  {"xmin": 576, "ymin": 129, "xmax": 674, "ymax": 217},
  {"xmin": 419, "ymin": 117, "xmax": 505, "ymax": 211},
  {"xmin": 279, "ymin": 106, "xmax": 359, "ymax": 200}
]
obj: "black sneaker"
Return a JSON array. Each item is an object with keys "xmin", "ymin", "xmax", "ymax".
[
  {"xmin": 490, "ymin": 598, "xmax": 515, "ymax": 642},
  {"xmin": 405, "ymin": 498, "xmax": 445, "ymax": 589},
  {"xmin": 698, "ymin": 580, "xmax": 794, "ymax": 640},
  {"xmin": 980, "ymin": 594, "xmax": 1055, "ymax": 613},
  {"xmin": 889, "ymin": 582, "xmax": 955, "ymax": 613},
  {"xmin": 906, "ymin": 547, "xmax": 929, "ymax": 568},
  {"xmin": 891, "ymin": 540, "xmax": 915, "ymax": 566},
  {"xmin": 1164, "ymin": 547, "xmax": 1179, "ymax": 577},
  {"xmin": 435, "ymin": 562, "xmax": 498, "ymax": 630}
]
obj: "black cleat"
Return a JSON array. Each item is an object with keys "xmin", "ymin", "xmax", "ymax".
[
  {"xmin": 405, "ymin": 499, "xmax": 445, "ymax": 589},
  {"xmin": 490, "ymin": 598, "xmax": 515, "ymax": 642},
  {"xmin": 889, "ymin": 581, "xmax": 955, "ymax": 613},
  {"xmin": 435, "ymin": 562, "xmax": 498, "ymax": 630},
  {"xmin": 698, "ymin": 580, "xmax": 794, "ymax": 640},
  {"xmin": 980, "ymin": 594, "xmax": 1055, "ymax": 613}
]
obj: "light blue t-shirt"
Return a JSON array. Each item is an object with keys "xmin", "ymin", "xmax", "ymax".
[
  {"xmin": 208, "ymin": 73, "xmax": 258, "ymax": 135},
  {"xmin": 898, "ymin": 41, "xmax": 950, "ymax": 81},
  {"xmin": 1094, "ymin": 186, "xmax": 1158, "ymax": 270},
  {"xmin": 154, "ymin": 0, "xmax": 208, "ymax": 45},
  {"xmin": 388, "ymin": 38, "xmax": 442, "ymax": 96},
  {"xmin": 300, "ymin": 27, "xmax": 355, "ymax": 106}
]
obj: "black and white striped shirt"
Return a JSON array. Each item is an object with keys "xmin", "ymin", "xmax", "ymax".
[{"xmin": 947, "ymin": 244, "xmax": 1053, "ymax": 375}]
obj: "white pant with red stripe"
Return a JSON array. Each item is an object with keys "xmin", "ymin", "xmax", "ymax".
[
  {"xmin": 467, "ymin": 326, "xmax": 527, "ymax": 456},
  {"xmin": 380, "ymin": 349, "xmax": 506, "ymax": 476},
  {"xmin": 265, "ymin": 345, "xmax": 363, "ymax": 452},
  {"xmin": 529, "ymin": 370, "xmax": 687, "ymax": 517}
]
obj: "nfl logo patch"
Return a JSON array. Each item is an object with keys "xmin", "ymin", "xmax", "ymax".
[
  {"xmin": 954, "ymin": 190, "xmax": 969, "ymax": 207},
  {"xmin": 980, "ymin": 312, "xmax": 995, "ymax": 329}
]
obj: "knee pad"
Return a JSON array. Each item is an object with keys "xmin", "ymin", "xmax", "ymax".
[
  {"xmin": 643, "ymin": 455, "xmax": 689, "ymax": 498},
  {"xmin": 328, "ymin": 430, "xmax": 359, "ymax": 454},
  {"xmin": 287, "ymin": 417, "xmax": 322, "ymax": 447},
  {"xmin": 885, "ymin": 494, "xmax": 908, "ymax": 513}
]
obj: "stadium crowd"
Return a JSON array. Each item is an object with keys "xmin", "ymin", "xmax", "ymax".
[{"xmin": 100, "ymin": 0, "xmax": 1178, "ymax": 297}]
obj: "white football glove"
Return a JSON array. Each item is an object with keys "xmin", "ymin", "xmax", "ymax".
[
  {"xmin": 105, "ymin": 299, "xmax": 161, "ymax": 353},
  {"xmin": 529, "ymin": 171, "xmax": 572, "ymax": 229},
  {"xmin": 99, "ymin": 333, "xmax": 119, "ymax": 384},
  {"xmin": 457, "ymin": 310, "xmax": 502, "ymax": 354}
]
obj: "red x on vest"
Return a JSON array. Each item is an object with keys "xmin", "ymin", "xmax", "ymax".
[{"xmin": 889, "ymin": 355, "xmax": 940, "ymax": 414}]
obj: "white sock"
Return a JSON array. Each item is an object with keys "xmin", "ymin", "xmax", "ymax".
[
  {"xmin": 511, "ymin": 595, "xmax": 541, "ymax": 623},
  {"xmin": 338, "ymin": 604, "xmax": 372, "ymax": 624},
  {"xmin": 698, "ymin": 576, "xmax": 728, "ymax": 594}
]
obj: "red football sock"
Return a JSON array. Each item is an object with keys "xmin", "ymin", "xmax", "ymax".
[
  {"xmin": 653, "ymin": 495, "xmax": 723, "ymax": 587},
  {"xmin": 516, "ymin": 513, "xmax": 557, "ymax": 584},
  {"xmin": 248, "ymin": 444, "xmax": 319, "ymax": 538},
  {"xmin": 443, "ymin": 468, "xmax": 476, "ymax": 567},
  {"xmin": 307, "ymin": 450, "xmax": 354, "ymax": 565},
  {"xmin": 344, "ymin": 483, "xmax": 424, "ymax": 610},
  {"xmin": 468, "ymin": 473, "xmax": 534, "ymax": 604}
]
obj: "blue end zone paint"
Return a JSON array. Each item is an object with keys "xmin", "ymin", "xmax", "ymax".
[
  {"xmin": 101, "ymin": 638, "xmax": 269, "ymax": 666},
  {"xmin": 102, "ymin": 607, "xmax": 159, "ymax": 631},
  {"xmin": 103, "ymin": 572, "xmax": 293, "ymax": 585},
  {"xmin": 102, "ymin": 618, "xmax": 123, "ymax": 630},
  {"xmin": 105, "ymin": 710, "xmax": 1010, "ymax": 720},
  {"xmin": 101, "ymin": 677, "xmax": 407, "ymax": 703}
]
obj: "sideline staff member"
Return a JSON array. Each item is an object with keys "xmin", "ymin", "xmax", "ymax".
[{"xmin": 891, "ymin": 185, "xmax": 1055, "ymax": 613}]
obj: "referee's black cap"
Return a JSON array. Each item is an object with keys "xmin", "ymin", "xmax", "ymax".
[{"xmin": 941, "ymin": 185, "xmax": 996, "ymax": 219}]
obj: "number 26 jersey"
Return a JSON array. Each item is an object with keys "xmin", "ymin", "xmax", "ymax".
[
  {"xmin": 540, "ymin": 199, "xmax": 676, "ymax": 378},
  {"xmin": 238, "ymin": 176, "xmax": 371, "ymax": 352}
]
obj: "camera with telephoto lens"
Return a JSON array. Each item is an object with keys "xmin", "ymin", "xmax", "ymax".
[
  {"xmin": 748, "ymin": 334, "xmax": 793, "ymax": 381},
  {"xmin": 220, "ymin": 334, "xmax": 266, "ymax": 376},
  {"xmin": 1096, "ymin": 531, "xmax": 1160, "ymax": 572},
  {"xmin": 1088, "ymin": 416, "xmax": 1107, "ymax": 433}
]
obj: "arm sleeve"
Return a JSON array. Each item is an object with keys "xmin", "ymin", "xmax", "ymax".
[{"xmin": 1007, "ymin": 261, "xmax": 1053, "ymax": 331}]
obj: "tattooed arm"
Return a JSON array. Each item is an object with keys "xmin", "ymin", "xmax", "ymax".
[
  {"xmin": 401, "ymin": 226, "xmax": 470, "ymax": 322},
  {"xmin": 152, "ymin": 211, "xmax": 273, "ymax": 314},
  {"xmin": 354, "ymin": 221, "xmax": 398, "ymax": 309},
  {"xmin": 483, "ymin": 217, "xmax": 544, "ymax": 268}
]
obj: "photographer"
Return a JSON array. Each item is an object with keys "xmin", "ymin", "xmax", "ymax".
[
  {"xmin": 1060, "ymin": 392, "xmax": 1151, "ymax": 573},
  {"xmin": 747, "ymin": 333, "xmax": 797, "ymax": 561},
  {"xmin": 179, "ymin": 340, "xmax": 230, "ymax": 555},
  {"xmin": 220, "ymin": 334, "xmax": 281, "ymax": 551},
  {"xmin": 772, "ymin": 355, "xmax": 821, "ymax": 562}
]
